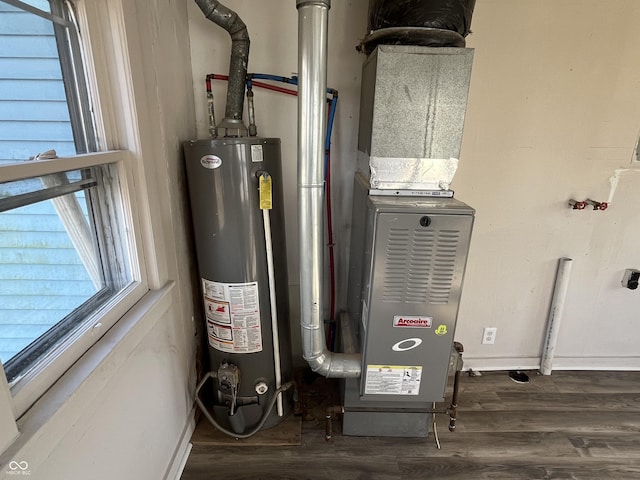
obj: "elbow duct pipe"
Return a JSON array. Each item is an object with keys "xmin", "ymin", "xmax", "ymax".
[
  {"xmin": 195, "ymin": 0, "xmax": 249, "ymax": 127},
  {"xmin": 296, "ymin": 0, "xmax": 361, "ymax": 378}
]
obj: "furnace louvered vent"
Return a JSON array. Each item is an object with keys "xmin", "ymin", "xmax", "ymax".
[
  {"xmin": 429, "ymin": 230, "xmax": 460, "ymax": 304},
  {"xmin": 382, "ymin": 228, "xmax": 410, "ymax": 302},
  {"xmin": 382, "ymin": 226, "xmax": 460, "ymax": 304}
]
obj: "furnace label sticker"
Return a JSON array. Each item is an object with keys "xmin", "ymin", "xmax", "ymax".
[
  {"xmin": 364, "ymin": 365, "xmax": 422, "ymax": 396},
  {"xmin": 393, "ymin": 316, "xmax": 432, "ymax": 328},
  {"xmin": 202, "ymin": 278, "xmax": 263, "ymax": 354}
]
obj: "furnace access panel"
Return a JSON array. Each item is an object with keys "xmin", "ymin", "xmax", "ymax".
[{"xmin": 347, "ymin": 175, "xmax": 474, "ymax": 404}]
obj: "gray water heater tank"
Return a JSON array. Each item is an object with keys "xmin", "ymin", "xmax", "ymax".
[{"xmin": 184, "ymin": 137, "xmax": 293, "ymax": 433}]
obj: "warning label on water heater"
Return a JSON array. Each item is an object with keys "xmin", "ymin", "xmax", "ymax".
[
  {"xmin": 364, "ymin": 365, "xmax": 422, "ymax": 396},
  {"xmin": 202, "ymin": 278, "xmax": 263, "ymax": 354}
]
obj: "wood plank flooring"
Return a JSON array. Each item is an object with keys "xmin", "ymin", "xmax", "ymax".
[{"xmin": 181, "ymin": 370, "xmax": 640, "ymax": 479}]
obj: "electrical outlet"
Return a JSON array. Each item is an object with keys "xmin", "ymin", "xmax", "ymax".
[{"xmin": 482, "ymin": 327, "xmax": 497, "ymax": 345}]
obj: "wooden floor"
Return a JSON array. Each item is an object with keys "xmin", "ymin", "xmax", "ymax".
[{"xmin": 181, "ymin": 370, "xmax": 640, "ymax": 479}]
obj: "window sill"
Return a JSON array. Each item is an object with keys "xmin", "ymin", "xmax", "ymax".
[{"xmin": 0, "ymin": 281, "xmax": 175, "ymax": 469}]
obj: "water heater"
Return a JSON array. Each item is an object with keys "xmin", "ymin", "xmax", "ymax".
[{"xmin": 184, "ymin": 137, "xmax": 293, "ymax": 435}]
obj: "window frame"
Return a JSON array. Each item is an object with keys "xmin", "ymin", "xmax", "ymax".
[{"xmin": 0, "ymin": 0, "xmax": 153, "ymax": 427}]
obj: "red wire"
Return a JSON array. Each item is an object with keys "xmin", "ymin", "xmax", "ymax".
[
  {"xmin": 327, "ymin": 152, "xmax": 336, "ymax": 325},
  {"xmin": 326, "ymin": 113, "xmax": 336, "ymax": 328},
  {"xmin": 252, "ymin": 80, "xmax": 297, "ymax": 96}
]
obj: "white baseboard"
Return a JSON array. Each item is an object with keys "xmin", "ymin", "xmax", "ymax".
[
  {"xmin": 164, "ymin": 408, "xmax": 196, "ymax": 480},
  {"xmin": 462, "ymin": 356, "xmax": 541, "ymax": 372},
  {"xmin": 462, "ymin": 356, "xmax": 640, "ymax": 372},
  {"xmin": 552, "ymin": 356, "xmax": 640, "ymax": 371}
]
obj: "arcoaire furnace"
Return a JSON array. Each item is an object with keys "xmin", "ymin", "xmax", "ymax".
[{"xmin": 341, "ymin": 45, "xmax": 475, "ymax": 437}]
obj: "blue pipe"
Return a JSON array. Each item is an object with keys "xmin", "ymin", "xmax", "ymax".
[
  {"xmin": 325, "ymin": 95, "xmax": 338, "ymax": 152},
  {"xmin": 249, "ymin": 73, "xmax": 298, "ymax": 85},
  {"xmin": 248, "ymin": 73, "xmax": 337, "ymax": 95},
  {"xmin": 324, "ymin": 95, "xmax": 338, "ymax": 175}
]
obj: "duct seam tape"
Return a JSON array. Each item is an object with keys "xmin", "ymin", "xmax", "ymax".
[{"xmin": 369, "ymin": 157, "xmax": 459, "ymax": 190}]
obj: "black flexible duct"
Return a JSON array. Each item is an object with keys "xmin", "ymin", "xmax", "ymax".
[
  {"xmin": 195, "ymin": 0, "xmax": 249, "ymax": 122},
  {"xmin": 359, "ymin": 0, "xmax": 476, "ymax": 53}
]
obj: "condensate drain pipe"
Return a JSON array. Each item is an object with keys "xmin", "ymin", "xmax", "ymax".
[{"xmin": 297, "ymin": 0, "xmax": 360, "ymax": 378}]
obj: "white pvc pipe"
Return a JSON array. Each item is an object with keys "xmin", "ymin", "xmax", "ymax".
[
  {"xmin": 540, "ymin": 257, "xmax": 573, "ymax": 375},
  {"xmin": 262, "ymin": 206, "xmax": 283, "ymax": 416}
]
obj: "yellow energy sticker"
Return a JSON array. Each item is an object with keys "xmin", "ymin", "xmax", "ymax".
[
  {"xmin": 435, "ymin": 324, "xmax": 448, "ymax": 336},
  {"xmin": 259, "ymin": 174, "xmax": 272, "ymax": 210}
]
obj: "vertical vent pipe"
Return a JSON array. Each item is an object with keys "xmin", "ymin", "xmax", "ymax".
[
  {"xmin": 296, "ymin": 0, "xmax": 361, "ymax": 378},
  {"xmin": 195, "ymin": 0, "xmax": 249, "ymax": 135}
]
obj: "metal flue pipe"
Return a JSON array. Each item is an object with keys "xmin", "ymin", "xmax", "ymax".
[
  {"xmin": 195, "ymin": 0, "xmax": 249, "ymax": 133},
  {"xmin": 296, "ymin": 0, "xmax": 361, "ymax": 378}
]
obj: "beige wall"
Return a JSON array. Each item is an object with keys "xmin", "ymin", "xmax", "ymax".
[
  {"xmin": 456, "ymin": 0, "xmax": 640, "ymax": 369},
  {"xmin": 188, "ymin": 0, "xmax": 640, "ymax": 370}
]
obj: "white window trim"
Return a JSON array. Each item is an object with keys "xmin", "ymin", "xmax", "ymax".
[
  {"xmin": 6, "ymin": 151, "xmax": 150, "ymax": 417},
  {"xmin": 0, "ymin": 0, "xmax": 169, "ymax": 451}
]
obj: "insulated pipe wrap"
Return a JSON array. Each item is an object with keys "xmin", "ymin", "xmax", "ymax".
[
  {"xmin": 368, "ymin": 0, "xmax": 476, "ymax": 37},
  {"xmin": 195, "ymin": 0, "xmax": 249, "ymax": 121}
]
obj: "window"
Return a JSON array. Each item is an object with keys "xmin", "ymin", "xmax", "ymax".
[
  {"xmin": 0, "ymin": 164, "xmax": 132, "ymax": 385},
  {"xmin": 0, "ymin": 0, "xmax": 147, "ymax": 418}
]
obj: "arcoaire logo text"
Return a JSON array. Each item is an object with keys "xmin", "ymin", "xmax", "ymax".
[{"xmin": 393, "ymin": 316, "xmax": 432, "ymax": 328}]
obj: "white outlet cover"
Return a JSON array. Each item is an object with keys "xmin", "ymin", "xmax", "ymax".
[{"xmin": 482, "ymin": 327, "xmax": 497, "ymax": 345}]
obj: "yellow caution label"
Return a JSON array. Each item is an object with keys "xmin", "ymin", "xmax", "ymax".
[{"xmin": 259, "ymin": 174, "xmax": 272, "ymax": 210}]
